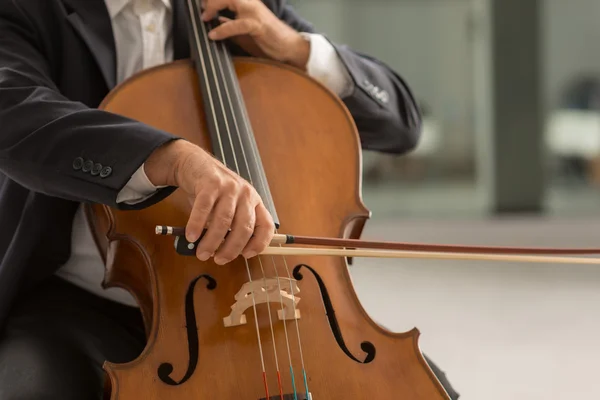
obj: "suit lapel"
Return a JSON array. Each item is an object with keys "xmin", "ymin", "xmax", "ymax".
[
  {"xmin": 172, "ymin": 0, "xmax": 191, "ymax": 60},
  {"xmin": 63, "ymin": 0, "xmax": 117, "ymax": 89}
]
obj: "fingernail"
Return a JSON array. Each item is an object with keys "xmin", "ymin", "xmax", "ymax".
[
  {"xmin": 198, "ymin": 252, "xmax": 211, "ymax": 261},
  {"xmin": 244, "ymin": 251, "xmax": 257, "ymax": 259},
  {"xmin": 186, "ymin": 231, "xmax": 198, "ymax": 243},
  {"xmin": 208, "ymin": 30, "xmax": 217, "ymax": 39},
  {"xmin": 214, "ymin": 257, "xmax": 226, "ymax": 265}
]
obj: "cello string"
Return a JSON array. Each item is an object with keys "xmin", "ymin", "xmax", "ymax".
[
  {"xmin": 218, "ymin": 33, "xmax": 309, "ymax": 399},
  {"xmin": 276, "ymin": 250, "xmax": 309, "ymax": 398},
  {"xmin": 198, "ymin": 9, "xmax": 283, "ymax": 396},
  {"xmin": 188, "ymin": 1, "xmax": 269, "ymax": 395},
  {"xmin": 197, "ymin": 7, "xmax": 269, "ymax": 387},
  {"xmin": 207, "ymin": 18, "xmax": 289, "ymax": 399},
  {"xmin": 186, "ymin": 0, "xmax": 224, "ymax": 157},
  {"xmin": 216, "ymin": 29, "xmax": 305, "ymax": 396},
  {"xmin": 200, "ymin": 21, "xmax": 239, "ymax": 173},
  {"xmin": 269, "ymin": 257, "xmax": 299, "ymax": 400},
  {"xmin": 255, "ymin": 257, "xmax": 285, "ymax": 399},
  {"xmin": 209, "ymin": 23, "xmax": 298, "ymax": 398},
  {"xmin": 219, "ymin": 46, "xmax": 309, "ymax": 400}
]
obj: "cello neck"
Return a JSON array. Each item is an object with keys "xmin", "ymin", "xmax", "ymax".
[{"xmin": 183, "ymin": 0, "xmax": 280, "ymax": 227}]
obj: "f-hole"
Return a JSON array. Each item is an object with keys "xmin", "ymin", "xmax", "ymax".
[
  {"xmin": 293, "ymin": 264, "xmax": 376, "ymax": 364},
  {"xmin": 157, "ymin": 274, "xmax": 217, "ymax": 385}
]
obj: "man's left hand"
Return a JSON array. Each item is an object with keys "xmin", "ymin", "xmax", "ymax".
[{"xmin": 201, "ymin": 0, "xmax": 310, "ymax": 70}]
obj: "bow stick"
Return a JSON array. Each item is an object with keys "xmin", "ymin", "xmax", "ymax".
[{"xmin": 155, "ymin": 225, "xmax": 600, "ymax": 265}]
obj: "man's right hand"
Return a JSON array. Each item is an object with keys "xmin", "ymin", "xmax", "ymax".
[{"xmin": 144, "ymin": 139, "xmax": 275, "ymax": 265}]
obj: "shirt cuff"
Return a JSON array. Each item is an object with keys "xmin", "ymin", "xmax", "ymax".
[
  {"xmin": 116, "ymin": 164, "xmax": 166, "ymax": 205},
  {"xmin": 300, "ymin": 32, "xmax": 354, "ymax": 99}
]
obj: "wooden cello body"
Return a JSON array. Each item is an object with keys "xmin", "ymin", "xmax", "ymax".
[{"xmin": 86, "ymin": 2, "xmax": 450, "ymax": 399}]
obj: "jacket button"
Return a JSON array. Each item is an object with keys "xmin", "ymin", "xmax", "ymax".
[
  {"xmin": 82, "ymin": 160, "xmax": 93, "ymax": 172},
  {"xmin": 72, "ymin": 157, "xmax": 84, "ymax": 170},
  {"xmin": 91, "ymin": 163, "xmax": 102, "ymax": 176},
  {"xmin": 100, "ymin": 166, "xmax": 112, "ymax": 178}
]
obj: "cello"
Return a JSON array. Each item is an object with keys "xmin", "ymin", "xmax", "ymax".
[
  {"xmin": 84, "ymin": 0, "xmax": 600, "ymax": 399},
  {"xmin": 86, "ymin": 0, "xmax": 451, "ymax": 398}
]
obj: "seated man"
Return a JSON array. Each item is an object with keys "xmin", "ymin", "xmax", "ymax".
[{"xmin": 0, "ymin": 0, "xmax": 459, "ymax": 398}]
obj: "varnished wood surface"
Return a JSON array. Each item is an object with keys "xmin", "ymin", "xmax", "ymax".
[{"xmin": 87, "ymin": 58, "xmax": 450, "ymax": 399}]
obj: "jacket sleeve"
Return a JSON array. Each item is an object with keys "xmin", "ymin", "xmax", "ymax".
[
  {"xmin": 0, "ymin": 0, "xmax": 178, "ymax": 209},
  {"xmin": 273, "ymin": 1, "xmax": 423, "ymax": 155}
]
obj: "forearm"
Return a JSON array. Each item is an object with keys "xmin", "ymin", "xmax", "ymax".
[
  {"xmin": 118, "ymin": 140, "xmax": 208, "ymax": 206},
  {"xmin": 299, "ymin": 33, "xmax": 354, "ymax": 99},
  {"xmin": 0, "ymin": 72, "xmax": 178, "ymax": 207},
  {"xmin": 288, "ymin": 34, "xmax": 421, "ymax": 154},
  {"xmin": 0, "ymin": 1, "xmax": 179, "ymax": 208},
  {"xmin": 330, "ymin": 44, "xmax": 422, "ymax": 154},
  {"xmin": 277, "ymin": 2, "xmax": 422, "ymax": 154}
]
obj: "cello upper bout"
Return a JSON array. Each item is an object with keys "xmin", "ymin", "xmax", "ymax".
[{"xmin": 230, "ymin": 57, "xmax": 371, "ymax": 231}]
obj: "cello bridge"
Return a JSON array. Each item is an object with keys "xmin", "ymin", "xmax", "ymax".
[{"xmin": 223, "ymin": 278, "xmax": 301, "ymax": 327}]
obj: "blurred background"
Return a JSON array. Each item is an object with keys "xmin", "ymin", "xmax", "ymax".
[{"xmin": 288, "ymin": 0, "xmax": 600, "ymax": 398}]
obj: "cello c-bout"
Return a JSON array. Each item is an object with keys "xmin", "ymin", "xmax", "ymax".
[{"xmin": 86, "ymin": 1, "xmax": 451, "ymax": 399}]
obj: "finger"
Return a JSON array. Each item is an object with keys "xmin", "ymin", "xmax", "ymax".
[
  {"xmin": 242, "ymin": 204, "xmax": 274, "ymax": 259},
  {"xmin": 202, "ymin": 0, "xmax": 236, "ymax": 21},
  {"xmin": 186, "ymin": 188, "xmax": 218, "ymax": 243},
  {"xmin": 195, "ymin": 193, "xmax": 237, "ymax": 261},
  {"xmin": 208, "ymin": 18, "xmax": 259, "ymax": 40},
  {"xmin": 213, "ymin": 196, "xmax": 255, "ymax": 265}
]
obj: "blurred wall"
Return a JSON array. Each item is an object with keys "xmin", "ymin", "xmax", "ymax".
[
  {"xmin": 288, "ymin": 0, "xmax": 600, "ymax": 173},
  {"xmin": 544, "ymin": 0, "xmax": 600, "ymax": 109},
  {"xmin": 289, "ymin": 0, "xmax": 475, "ymax": 170}
]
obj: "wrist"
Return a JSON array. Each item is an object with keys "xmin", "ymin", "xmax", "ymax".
[
  {"xmin": 284, "ymin": 32, "xmax": 310, "ymax": 71},
  {"xmin": 145, "ymin": 139, "xmax": 196, "ymax": 187}
]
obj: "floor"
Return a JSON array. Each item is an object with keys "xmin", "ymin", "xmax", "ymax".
[{"xmin": 346, "ymin": 184, "xmax": 600, "ymax": 399}]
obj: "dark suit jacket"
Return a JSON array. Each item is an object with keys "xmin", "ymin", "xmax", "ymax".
[{"xmin": 0, "ymin": 0, "xmax": 422, "ymax": 331}]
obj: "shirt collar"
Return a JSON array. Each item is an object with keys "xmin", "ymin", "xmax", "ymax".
[{"xmin": 105, "ymin": 0, "xmax": 172, "ymax": 19}]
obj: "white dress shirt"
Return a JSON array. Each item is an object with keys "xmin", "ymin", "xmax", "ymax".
[{"xmin": 55, "ymin": 0, "xmax": 353, "ymax": 307}]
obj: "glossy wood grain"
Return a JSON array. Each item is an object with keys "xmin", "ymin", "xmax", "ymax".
[{"xmin": 87, "ymin": 58, "xmax": 450, "ymax": 399}]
